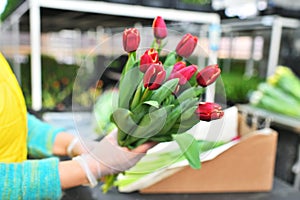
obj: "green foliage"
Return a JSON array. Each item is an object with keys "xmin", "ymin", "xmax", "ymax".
[
  {"xmin": 181, "ymin": 0, "xmax": 211, "ymax": 5},
  {"xmin": 215, "ymin": 59, "xmax": 264, "ymax": 105},
  {"xmin": 0, "ymin": 0, "xmax": 22, "ymax": 21},
  {"xmin": 93, "ymin": 89, "xmax": 117, "ymax": 135},
  {"xmin": 21, "ymin": 55, "xmax": 79, "ymax": 110},
  {"xmin": 218, "ymin": 72, "xmax": 263, "ymax": 105}
]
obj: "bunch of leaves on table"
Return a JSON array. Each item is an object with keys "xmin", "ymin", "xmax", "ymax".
[
  {"xmin": 101, "ymin": 16, "xmax": 224, "ymax": 192},
  {"xmin": 250, "ymin": 66, "xmax": 300, "ymax": 118}
]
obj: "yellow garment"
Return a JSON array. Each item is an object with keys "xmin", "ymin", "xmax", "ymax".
[{"xmin": 0, "ymin": 53, "xmax": 27, "ymax": 162}]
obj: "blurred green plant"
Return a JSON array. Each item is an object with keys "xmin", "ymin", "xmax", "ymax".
[
  {"xmin": 21, "ymin": 55, "xmax": 78, "ymax": 110},
  {"xmin": 216, "ymin": 59, "xmax": 263, "ymax": 105},
  {"xmin": 217, "ymin": 72, "xmax": 263, "ymax": 105},
  {"xmin": 21, "ymin": 54, "xmax": 102, "ymax": 111},
  {"xmin": 250, "ymin": 66, "xmax": 300, "ymax": 118},
  {"xmin": 0, "ymin": 0, "xmax": 21, "ymax": 21},
  {"xmin": 93, "ymin": 89, "xmax": 118, "ymax": 135},
  {"xmin": 181, "ymin": 0, "xmax": 211, "ymax": 5}
]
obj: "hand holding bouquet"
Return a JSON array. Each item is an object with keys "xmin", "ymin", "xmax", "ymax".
[{"xmin": 102, "ymin": 16, "xmax": 224, "ymax": 192}]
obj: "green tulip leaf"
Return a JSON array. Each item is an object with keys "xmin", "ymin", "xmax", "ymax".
[
  {"xmin": 130, "ymin": 81, "xmax": 144, "ymax": 110},
  {"xmin": 171, "ymin": 114, "xmax": 199, "ymax": 134},
  {"xmin": 180, "ymin": 106, "xmax": 198, "ymax": 121},
  {"xmin": 177, "ymin": 87, "xmax": 204, "ymax": 103},
  {"xmin": 151, "ymin": 79, "xmax": 179, "ymax": 104},
  {"xmin": 119, "ymin": 67, "xmax": 142, "ymax": 108},
  {"xmin": 111, "ymin": 108, "xmax": 137, "ymax": 134},
  {"xmin": 163, "ymin": 51, "xmax": 176, "ymax": 68},
  {"xmin": 173, "ymin": 133, "xmax": 201, "ymax": 169},
  {"xmin": 130, "ymin": 105, "xmax": 173, "ymax": 138},
  {"xmin": 164, "ymin": 66, "xmax": 174, "ymax": 79},
  {"xmin": 143, "ymin": 100, "xmax": 160, "ymax": 108},
  {"xmin": 178, "ymin": 98, "xmax": 198, "ymax": 112},
  {"xmin": 157, "ymin": 105, "xmax": 181, "ymax": 135}
]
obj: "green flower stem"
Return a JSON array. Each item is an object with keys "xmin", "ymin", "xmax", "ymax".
[
  {"xmin": 176, "ymin": 55, "xmax": 183, "ymax": 62},
  {"xmin": 101, "ymin": 174, "xmax": 118, "ymax": 193},
  {"xmin": 122, "ymin": 58, "xmax": 130, "ymax": 77},
  {"xmin": 123, "ymin": 51, "xmax": 136, "ymax": 75},
  {"xmin": 140, "ymin": 87, "xmax": 152, "ymax": 102},
  {"xmin": 150, "ymin": 40, "xmax": 156, "ymax": 49},
  {"xmin": 156, "ymin": 39, "xmax": 162, "ymax": 55}
]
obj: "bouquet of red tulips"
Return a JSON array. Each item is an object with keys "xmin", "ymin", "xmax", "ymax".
[{"xmin": 103, "ymin": 16, "xmax": 224, "ymax": 192}]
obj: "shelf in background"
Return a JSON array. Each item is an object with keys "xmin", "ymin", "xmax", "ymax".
[{"xmin": 237, "ymin": 104, "xmax": 300, "ymax": 134}]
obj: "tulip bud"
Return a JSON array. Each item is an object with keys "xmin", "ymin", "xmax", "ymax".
[
  {"xmin": 171, "ymin": 61, "xmax": 186, "ymax": 74},
  {"xmin": 169, "ymin": 65, "xmax": 197, "ymax": 85},
  {"xmin": 143, "ymin": 62, "xmax": 166, "ymax": 90},
  {"xmin": 123, "ymin": 28, "xmax": 140, "ymax": 53},
  {"xmin": 140, "ymin": 48, "xmax": 159, "ymax": 73},
  {"xmin": 195, "ymin": 102, "xmax": 224, "ymax": 121},
  {"xmin": 196, "ymin": 64, "xmax": 221, "ymax": 87},
  {"xmin": 175, "ymin": 33, "xmax": 198, "ymax": 58},
  {"xmin": 152, "ymin": 16, "xmax": 168, "ymax": 40}
]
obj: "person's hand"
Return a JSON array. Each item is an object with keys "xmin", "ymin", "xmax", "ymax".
[
  {"xmin": 67, "ymin": 137, "xmax": 98, "ymax": 157},
  {"xmin": 72, "ymin": 129, "xmax": 156, "ymax": 187}
]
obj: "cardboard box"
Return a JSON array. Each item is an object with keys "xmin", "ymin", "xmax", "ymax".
[{"xmin": 140, "ymin": 122, "xmax": 278, "ymax": 193}]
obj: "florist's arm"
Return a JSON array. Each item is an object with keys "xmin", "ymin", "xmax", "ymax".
[
  {"xmin": 0, "ymin": 134, "xmax": 155, "ymax": 199},
  {"xmin": 27, "ymin": 113, "xmax": 83, "ymax": 158},
  {"xmin": 0, "ymin": 157, "xmax": 92, "ymax": 199},
  {"xmin": 0, "ymin": 157, "xmax": 62, "ymax": 200}
]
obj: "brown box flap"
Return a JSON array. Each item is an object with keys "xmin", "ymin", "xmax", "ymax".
[{"xmin": 141, "ymin": 130, "xmax": 278, "ymax": 193}]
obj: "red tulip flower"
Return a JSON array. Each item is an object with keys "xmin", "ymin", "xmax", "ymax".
[
  {"xmin": 196, "ymin": 64, "xmax": 221, "ymax": 87},
  {"xmin": 123, "ymin": 28, "xmax": 140, "ymax": 53},
  {"xmin": 171, "ymin": 61, "xmax": 186, "ymax": 74},
  {"xmin": 169, "ymin": 64, "xmax": 197, "ymax": 85},
  {"xmin": 143, "ymin": 62, "xmax": 166, "ymax": 90},
  {"xmin": 195, "ymin": 102, "xmax": 224, "ymax": 121},
  {"xmin": 140, "ymin": 48, "xmax": 159, "ymax": 73},
  {"xmin": 176, "ymin": 33, "xmax": 198, "ymax": 58},
  {"xmin": 152, "ymin": 16, "xmax": 168, "ymax": 40}
]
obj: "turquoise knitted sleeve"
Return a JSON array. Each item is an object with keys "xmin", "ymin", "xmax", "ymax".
[
  {"xmin": 27, "ymin": 113, "xmax": 65, "ymax": 158},
  {"xmin": 0, "ymin": 157, "xmax": 62, "ymax": 199}
]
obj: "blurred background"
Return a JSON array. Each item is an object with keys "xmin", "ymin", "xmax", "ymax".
[
  {"xmin": 1, "ymin": 0, "xmax": 300, "ymax": 112},
  {"xmin": 1, "ymin": 0, "xmax": 300, "ymax": 190}
]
